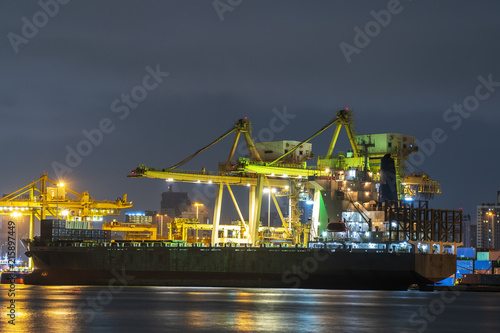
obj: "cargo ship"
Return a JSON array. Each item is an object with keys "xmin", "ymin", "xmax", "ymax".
[
  {"xmin": 24, "ymin": 111, "xmax": 462, "ymax": 290},
  {"xmin": 25, "ymin": 239, "xmax": 456, "ymax": 290}
]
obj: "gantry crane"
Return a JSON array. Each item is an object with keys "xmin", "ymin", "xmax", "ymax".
[
  {"xmin": 129, "ymin": 118, "xmax": 296, "ymax": 246},
  {"xmin": 0, "ymin": 172, "xmax": 133, "ymax": 266},
  {"xmin": 130, "ymin": 110, "xmax": 442, "ymax": 245}
]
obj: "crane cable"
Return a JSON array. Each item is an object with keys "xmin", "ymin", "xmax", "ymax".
[
  {"xmin": 266, "ymin": 114, "xmax": 340, "ymax": 167},
  {"xmin": 167, "ymin": 125, "xmax": 236, "ymax": 171}
]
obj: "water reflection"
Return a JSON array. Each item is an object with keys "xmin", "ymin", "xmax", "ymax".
[{"xmin": 0, "ymin": 286, "xmax": 499, "ymax": 332}]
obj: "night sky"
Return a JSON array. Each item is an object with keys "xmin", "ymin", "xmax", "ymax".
[{"xmin": 1, "ymin": 1, "xmax": 499, "ymax": 222}]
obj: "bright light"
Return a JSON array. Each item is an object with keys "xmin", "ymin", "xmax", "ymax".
[
  {"xmin": 270, "ymin": 173, "xmax": 275, "ymax": 177},
  {"xmin": 324, "ymin": 168, "xmax": 330, "ymax": 173},
  {"xmin": 282, "ymin": 174, "xmax": 288, "ymax": 178},
  {"xmin": 196, "ymin": 180, "xmax": 201, "ymax": 183},
  {"xmin": 306, "ymin": 200, "xmax": 314, "ymax": 205},
  {"xmin": 391, "ymin": 222, "xmax": 398, "ymax": 228},
  {"xmin": 404, "ymin": 197, "xmax": 413, "ymax": 202},
  {"xmin": 58, "ymin": 182, "xmax": 65, "ymax": 187},
  {"xmin": 11, "ymin": 212, "xmax": 21, "ymax": 217},
  {"xmin": 61, "ymin": 210, "xmax": 69, "ymax": 216},
  {"xmin": 166, "ymin": 178, "xmax": 174, "ymax": 182},
  {"xmin": 208, "ymin": 180, "xmax": 213, "ymax": 184},
  {"xmin": 246, "ymin": 183, "xmax": 250, "ymax": 187},
  {"xmin": 322, "ymin": 231, "xmax": 327, "ymax": 237},
  {"xmin": 284, "ymin": 185, "xmax": 289, "ymax": 190}
]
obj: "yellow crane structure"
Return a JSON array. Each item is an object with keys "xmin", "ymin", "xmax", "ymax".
[
  {"xmin": 102, "ymin": 221, "xmax": 157, "ymax": 240},
  {"xmin": 129, "ymin": 110, "xmax": 441, "ymax": 246},
  {"xmin": 0, "ymin": 172, "xmax": 133, "ymax": 266},
  {"xmin": 130, "ymin": 118, "xmax": 305, "ymax": 246}
]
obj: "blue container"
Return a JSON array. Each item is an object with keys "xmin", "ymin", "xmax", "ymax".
[
  {"xmin": 475, "ymin": 260, "xmax": 492, "ymax": 270},
  {"xmin": 435, "ymin": 277, "xmax": 455, "ymax": 286},
  {"xmin": 457, "ymin": 247, "xmax": 476, "ymax": 259},
  {"xmin": 457, "ymin": 260, "xmax": 473, "ymax": 271},
  {"xmin": 457, "ymin": 269, "xmax": 473, "ymax": 274}
]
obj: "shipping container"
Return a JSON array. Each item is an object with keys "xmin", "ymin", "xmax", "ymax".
[
  {"xmin": 457, "ymin": 260, "xmax": 473, "ymax": 271},
  {"xmin": 457, "ymin": 247, "xmax": 476, "ymax": 259},
  {"xmin": 477, "ymin": 252, "xmax": 489, "ymax": 261},
  {"xmin": 494, "ymin": 268, "xmax": 500, "ymax": 275},
  {"xmin": 457, "ymin": 269, "xmax": 473, "ymax": 274},
  {"xmin": 475, "ymin": 260, "xmax": 492, "ymax": 270},
  {"xmin": 489, "ymin": 251, "xmax": 500, "ymax": 261},
  {"xmin": 480, "ymin": 275, "xmax": 500, "ymax": 285},
  {"xmin": 461, "ymin": 274, "xmax": 481, "ymax": 285},
  {"xmin": 476, "ymin": 269, "xmax": 492, "ymax": 275}
]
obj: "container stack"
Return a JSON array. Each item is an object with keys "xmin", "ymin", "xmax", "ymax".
[
  {"xmin": 40, "ymin": 219, "xmax": 111, "ymax": 243},
  {"xmin": 454, "ymin": 248, "xmax": 500, "ymax": 286},
  {"xmin": 455, "ymin": 247, "xmax": 476, "ymax": 282}
]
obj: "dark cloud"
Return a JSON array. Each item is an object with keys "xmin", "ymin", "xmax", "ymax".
[{"xmin": 1, "ymin": 0, "xmax": 500, "ymax": 221}]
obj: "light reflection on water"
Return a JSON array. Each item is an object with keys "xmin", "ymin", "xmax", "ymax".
[{"xmin": 0, "ymin": 285, "xmax": 499, "ymax": 332}]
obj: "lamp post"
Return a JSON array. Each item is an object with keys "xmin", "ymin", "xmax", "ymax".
[
  {"xmin": 194, "ymin": 202, "xmax": 204, "ymax": 221},
  {"xmin": 56, "ymin": 182, "xmax": 64, "ymax": 219},
  {"xmin": 488, "ymin": 212, "xmax": 496, "ymax": 250},
  {"xmin": 263, "ymin": 188, "xmax": 276, "ymax": 227},
  {"xmin": 194, "ymin": 203, "xmax": 204, "ymax": 241}
]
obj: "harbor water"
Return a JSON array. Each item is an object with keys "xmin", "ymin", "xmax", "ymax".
[{"xmin": 1, "ymin": 285, "xmax": 499, "ymax": 332}]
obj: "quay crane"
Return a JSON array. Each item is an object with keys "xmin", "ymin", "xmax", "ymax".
[
  {"xmin": 0, "ymin": 172, "xmax": 132, "ymax": 267},
  {"xmin": 129, "ymin": 110, "xmax": 447, "ymax": 248}
]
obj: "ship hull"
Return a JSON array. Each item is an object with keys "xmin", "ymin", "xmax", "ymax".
[{"xmin": 25, "ymin": 244, "xmax": 456, "ymax": 290}]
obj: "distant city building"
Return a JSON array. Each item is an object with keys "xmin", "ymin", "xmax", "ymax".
[
  {"xmin": 125, "ymin": 211, "xmax": 153, "ymax": 224},
  {"xmin": 477, "ymin": 193, "xmax": 500, "ymax": 250},
  {"xmin": 161, "ymin": 186, "xmax": 191, "ymax": 217},
  {"xmin": 462, "ymin": 214, "xmax": 477, "ymax": 248},
  {"xmin": 181, "ymin": 205, "xmax": 209, "ymax": 224}
]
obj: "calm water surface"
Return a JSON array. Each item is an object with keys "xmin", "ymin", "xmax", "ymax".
[{"xmin": 1, "ymin": 285, "xmax": 499, "ymax": 332}]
